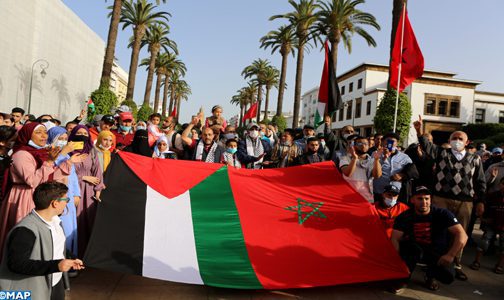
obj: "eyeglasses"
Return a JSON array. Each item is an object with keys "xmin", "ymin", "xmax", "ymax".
[
  {"xmin": 355, "ymin": 142, "xmax": 368, "ymax": 146},
  {"xmin": 55, "ymin": 197, "xmax": 70, "ymax": 203},
  {"xmin": 41, "ymin": 118, "xmax": 54, "ymax": 123}
]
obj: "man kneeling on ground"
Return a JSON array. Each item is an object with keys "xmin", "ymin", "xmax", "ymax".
[{"xmin": 390, "ymin": 186, "xmax": 467, "ymax": 293}]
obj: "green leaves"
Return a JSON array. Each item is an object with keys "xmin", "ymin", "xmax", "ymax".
[
  {"xmin": 88, "ymin": 85, "xmax": 119, "ymax": 122},
  {"xmin": 373, "ymin": 88, "xmax": 412, "ymax": 142}
]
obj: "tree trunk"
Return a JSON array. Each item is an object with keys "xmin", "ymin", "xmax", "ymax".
[
  {"xmin": 169, "ymin": 83, "xmax": 176, "ymax": 114},
  {"xmin": 176, "ymin": 96, "xmax": 182, "ymax": 119},
  {"xmin": 126, "ymin": 25, "xmax": 146, "ymax": 101},
  {"xmin": 264, "ymin": 86, "xmax": 271, "ymax": 121},
  {"xmin": 292, "ymin": 45, "xmax": 304, "ymax": 128},
  {"xmin": 388, "ymin": 0, "xmax": 407, "ymax": 86},
  {"xmin": 100, "ymin": 0, "xmax": 122, "ymax": 87},
  {"xmin": 331, "ymin": 41, "xmax": 339, "ymax": 76},
  {"xmin": 276, "ymin": 53, "xmax": 288, "ymax": 117},
  {"xmin": 153, "ymin": 71, "xmax": 162, "ymax": 113},
  {"xmin": 239, "ymin": 105, "xmax": 243, "ymax": 127},
  {"xmin": 162, "ymin": 75, "xmax": 169, "ymax": 116},
  {"xmin": 256, "ymin": 84, "xmax": 262, "ymax": 122},
  {"xmin": 142, "ymin": 45, "xmax": 160, "ymax": 107}
]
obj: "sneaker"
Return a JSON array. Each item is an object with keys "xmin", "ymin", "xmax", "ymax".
[{"xmin": 455, "ymin": 269, "xmax": 468, "ymax": 281}]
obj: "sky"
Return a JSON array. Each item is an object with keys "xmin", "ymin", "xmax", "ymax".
[{"xmin": 63, "ymin": 0, "xmax": 504, "ymax": 122}]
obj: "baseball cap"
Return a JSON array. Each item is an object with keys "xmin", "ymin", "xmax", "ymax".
[
  {"xmin": 117, "ymin": 105, "xmax": 131, "ymax": 113},
  {"xmin": 247, "ymin": 122, "xmax": 259, "ymax": 130},
  {"xmin": 93, "ymin": 114, "xmax": 104, "ymax": 123},
  {"xmin": 492, "ymin": 147, "xmax": 503, "ymax": 155},
  {"xmin": 383, "ymin": 184, "xmax": 400, "ymax": 195},
  {"xmin": 412, "ymin": 185, "xmax": 432, "ymax": 196},
  {"xmin": 101, "ymin": 114, "xmax": 115, "ymax": 124},
  {"xmin": 119, "ymin": 111, "xmax": 133, "ymax": 121},
  {"xmin": 303, "ymin": 124, "xmax": 315, "ymax": 130}
]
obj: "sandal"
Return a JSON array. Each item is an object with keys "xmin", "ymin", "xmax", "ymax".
[
  {"xmin": 425, "ymin": 277, "xmax": 439, "ymax": 291},
  {"xmin": 470, "ymin": 261, "xmax": 481, "ymax": 271},
  {"xmin": 494, "ymin": 265, "xmax": 504, "ymax": 274}
]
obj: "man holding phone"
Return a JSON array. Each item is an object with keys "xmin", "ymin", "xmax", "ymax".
[{"xmin": 372, "ymin": 132, "xmax": 413, "ymax": 204}]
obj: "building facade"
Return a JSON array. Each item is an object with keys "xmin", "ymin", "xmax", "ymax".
[
  {"xmin": 110, "ymin": 61, "xmax": 128, "ymax": 103},
  {"xmin": 0, "ymin": 0, "xmax": 125, "ymax": 122},
  {"xmin": 301, "ymin": 63, "xmax": 504, "ymax": 145}
]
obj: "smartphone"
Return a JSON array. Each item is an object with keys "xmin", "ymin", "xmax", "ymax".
[
  {"xmin": 72, "ymin": 141, "xmax": 84, "ymax": 150},
  {"xmin": 386, "ymin": 139, "xmax": 394, "ymax": 151}
]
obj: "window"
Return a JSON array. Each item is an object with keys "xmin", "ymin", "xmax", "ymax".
[
  {"xmin": 341, "ymin": 85, "xmax": 345, "ymax": 95},
  {"xmin": 313, "ymin": 99, "xmax": 317, "ymax": 104},
  {"xmin": 358, "ymin": 79, "xmax": 363, "ymax": 89},
  {"xmin": 423, "ymin": 94, "xmax": 461, "ymax": 117},
  {"xmin": 500, "ymin": 111, "xmax": 504, "ymax": 123},
  {"xmin": 364, "ymin": 127, "xmax": 372, "ymax": 138},
  {"xmin": 349, "ymin": 82, "xmax": 354, "ymax": 93},
  {"xmin": 346, "ymin": 101, "xmax": 353, "ymax": 120},
  {"xmin": 355, "ymin": 98, "xmax": 362, "ymax": 119},
  {"xmin": 366, "ymin": 101, "xmax": 372, "ymax": 115},
  {"xmin": 475, "ymin": 109, "xmax": 485, "ymax": 124},
  {"xmin": 338, "ymin": 108, "xmax": 344, "ymax": 121}
]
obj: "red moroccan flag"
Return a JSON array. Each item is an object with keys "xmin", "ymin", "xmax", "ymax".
[
  {"xmin": 170, "ymin": 107, "xmax": 177, "ymax": 117},
  {"xmin": 390, "ymin": 7, "xmax": 424, "ymax": 92},
  {"xmin": 242, "ymin": 102, "xmax": 258, "ymax": 121}
]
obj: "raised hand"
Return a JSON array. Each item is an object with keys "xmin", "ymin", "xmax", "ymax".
[
  {"xmin": 413, "ymin": 114, "xmax": 422, "ymax": 130},
  {"xmin": 70, "ymin": 153, "xmax": 88, "ymax": 164}
]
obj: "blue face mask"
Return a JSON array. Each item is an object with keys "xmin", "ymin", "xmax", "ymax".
[
  {"xmin": 226, "ymin": 148, "xmax": 237, "ymax": 154},
  {"xmin": 120, "ymin": 125, "xmax": 132, "ymax": 132}
]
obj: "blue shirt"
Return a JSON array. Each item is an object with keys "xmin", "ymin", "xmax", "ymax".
[{"xmin": 373, "ymin": 151, "xmax": 412, "ymax": 194}]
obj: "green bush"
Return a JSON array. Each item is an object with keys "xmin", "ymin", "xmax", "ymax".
[
  {"xmin": 271, "ymin": 115, "xmax": 287, "ymax": 132},
  {"xmin": 88, "ymin": 86, "xmax": 118, "ymax": 122},
  {"xmin": 120, "ymin": 99, "xmax": 138, "ymax": 119},
  {"xmin": 462, "ymin": 123, "xmax": 504, "ymax": 141},
  {"xmin": 472, "ymin": 139, "xmax": 496, "ymax": 149},
  {"xmin": 137, "ymin": 104, "xmax": 153, "ymax": 122},
  {"xmin": 373, "ymin": 88, "xmax": 412, "ymax": 142}
]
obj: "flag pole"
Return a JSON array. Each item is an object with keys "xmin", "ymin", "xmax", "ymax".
[{"xmin": 393, "ymin": 3, "xmax": 407, "ymax": 133}]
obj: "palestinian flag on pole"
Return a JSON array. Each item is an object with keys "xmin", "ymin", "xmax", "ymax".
[
  {"xmin": 314, "ymin": 41, "xmax": 342, "ymax": 128},
  {"xmin": 84, "ymin": 152, "xmax": 409, "ymax": 289}
]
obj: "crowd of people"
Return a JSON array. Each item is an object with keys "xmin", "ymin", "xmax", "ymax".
[{"xmin": 0, "ymin": 104, "xmax": 503, "ymax": 298}]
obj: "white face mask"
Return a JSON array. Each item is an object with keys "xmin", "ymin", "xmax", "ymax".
[
  {"xmin": 342, "ymin": 133, "xmax": 351, "ymax": 140},
  {"xmin": 384, "ymin": 197, "xmax": 397, "ymax": 207},
  {"xmin": 224, "ymin": 133, "xmax": 236, "ymax": 140},
  {"xmin": 249, "ymin": 130, "xmax": 259, "ymax": 139},
  {"xmin": 55, "ymin": 140, "xmax": 67, "ymax": 148},
  {"xmin": 136, "ymin": 126, "xmax": 147, "ymax": 131},
  {"xmin": 321, "ymin": 141, "xmax": 326, "ymax": 148},
  {"xmin": 450, "ymin": 140, "xmax": 465, "ymax": 152},
  {"xmin": 99, "ymin": 144, "xmax": 112, "ymax": 150}
]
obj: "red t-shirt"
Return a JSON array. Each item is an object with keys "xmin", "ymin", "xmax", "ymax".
[
  {"xmin": 374, "ymin": 202, "xmax": 410, "ymax": 238},
  {"xmin": 112, "ymin": 129, "xmax": 134, "ymax": 149}
]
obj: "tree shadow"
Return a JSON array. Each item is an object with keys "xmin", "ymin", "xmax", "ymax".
[
  {"xmin": 14, "ymin": 64, "xmax": 42, "ymax": 109},
  {"xmin": 0, "ymin": 77, "xmax": 3, "ymax": 97},
  {"xmin": 51, "ymin": 75, "xmax": 71, "ymax": 121},
  {"xmin": 75, "ymin": 91, "xmax": 87, "ymax": 110}
]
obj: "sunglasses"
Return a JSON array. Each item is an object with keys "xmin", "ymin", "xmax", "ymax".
[
  {"xmin": 41, "ymin": 119, "xmax": 55, "ymax": 123},
  {"xmin": 55, "ymin": 197, "xmax": 70, "ymax": 203}
]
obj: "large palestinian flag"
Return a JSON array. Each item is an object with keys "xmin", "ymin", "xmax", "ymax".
[{"xmin": 84, "ymin": 152, "xmax": 409, "ymax": 289}]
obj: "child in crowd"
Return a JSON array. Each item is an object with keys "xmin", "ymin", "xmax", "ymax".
[
  {"xmin": 221, "ymin": 139, "xmax": 241, "ymax": 168},
  {"xmin": 205, "ymin": 105, "xmax": 227, "ymax": 133},
  {"xmin": 147, "ymin": 113, "xmax": 163, "ymax": 146},
  {"xmin": 152, "ymin": 136, "xmax": 177, "ymax": 159}
]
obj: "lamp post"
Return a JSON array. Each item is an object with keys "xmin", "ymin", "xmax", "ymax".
[{"xmin": 27, "ymin": 59, "xmax": 49, "ymax": 114}]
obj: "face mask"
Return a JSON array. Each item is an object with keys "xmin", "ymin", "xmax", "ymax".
[
  {"xmin": 249, "ymin": 130, "xmax": 259, "ymax": 139},
  {"xmin": 28, "ymin": 140, "xmax": 44, "ymax": 149},
  {"xmin": 321, "ymin": 141, "xmax": 326, "ymax": 148},
  {"xmin": 260, "ymin": 131, "xmax": 265, "ymax": 137},
  {"xmin": 342, "ymin": 133, "xmax": 351, "ymax": 140},
  {"xmin": 226, "ymin": 148, "xmax": 237, "ymax": 154},
  {"xmin": 224, "ymin": 133, "xmax": 236, "ymax": 140},
  {"xmin": 450, "ymin": 140, "xmax": 465, "ymax": 152},
  {"xmin": 136, "ymin": 126, "xmax": 147, "ymax": 131},
  {"xmin": 99, "ymin": 144, "xmax": 111, "ymax": 150},
  {"xmin": 72, "ymin": 135, "xmax": 89, "ymax": 143},
  {"xmin": 120, "ymin": 125, "xmax": 132, "ymax": 132},
  {"xmin": 384, "ymin": 198, "xmax": 397, "ymax": 207},
  {"xmin": 55, "ymin": 140, "xmax": 67, "ymax": 148},
  {"xmin": 282, "ymin": 141, "xmax": 291, "ymax": 146}
]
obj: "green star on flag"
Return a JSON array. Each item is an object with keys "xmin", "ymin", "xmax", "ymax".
[{"xmin": 285, "ymin": 198, "xmax": 326, "ymax": 225}]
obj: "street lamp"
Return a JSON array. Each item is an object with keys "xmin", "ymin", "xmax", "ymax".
[{"xmin": 27, "ymin": 59, "xmax": 49, "ymax": 114}]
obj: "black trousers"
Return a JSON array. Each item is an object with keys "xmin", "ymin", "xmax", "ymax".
[
  {"xmin": 51, "ymin": 279, "xmax": 65, "ymax": 300},
  {"xmin": 399, "ymin": 241, "xmax": 455, "ymax": 284}
]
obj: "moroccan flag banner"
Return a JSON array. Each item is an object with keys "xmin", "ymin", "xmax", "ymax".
[
  {"xmin": 84, "ymin": 152, "xmax": 409, "ymax": 289},
  {"xmin": 242, "ymin": 102, "xmax": 258, "ymax": 121},
  {"xmin": 389, "ymin": 7, "xmax": 424, "ymax": 92},
  {"xmin": 314, "ymin": 41, "xmax": 342, "ymax": 128},
  {"xmin": 170, "ymin": 107, "xmax": 177, "ymax": 117}
]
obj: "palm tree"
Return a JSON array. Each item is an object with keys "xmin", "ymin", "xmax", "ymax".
[
  {"xmin": 238, "ymin": 83, "xmax": 258, "ymax": 126},
  {"xmin": 389, "ymin": 0, "xmax": 406, "ymax": 85},
  {"xmin": 270, "ymin": 0, "xmax": 319, "ymax": 128},
  {"xmin": 242, "ymin": 59, "xmax": 271, "ymax": 122},
  {"xmin": 261, "ymin": 66, "xmax": 280, "ymax": 121},
  {"xmin": 119, "ymin": 0, "xmax": 170, "ymax": 101},
  {"xmin": 101, "ymin": 0, "xmax": 167, "ymax": 88},
  {"xmin": 140, "ymin": 23, "xmax": 177, "ymax": 108},
  {"xmin": 173, "ymin": 79, "xmax": 191, "ymax": 119},
  {"xmin": 149, "ymin": 52, "xmax": 169, "ymax": 113},
  {"xmin": 158, "ymin": 53, "xmax": 186, "ymax": 116},
  {"xmin": 230, "ymin": 92, "xmax": 245, "ymax": 127},
  {"xmin": 315, "ymin": 0, "xmax": 380, "ymax": 73},
  {"xmin": 260, "ymin": 25, "xmax": 297, "ymax": 118}
]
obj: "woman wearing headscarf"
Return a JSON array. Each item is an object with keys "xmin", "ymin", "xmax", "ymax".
[
  {"xmin": 0, "ymin": 123, "xmax": 72, "ymax": 256},
  {"xmin": 152, "ymin": 135, "xmax": 176, "ymax": 159},
  {"xmin": 124, "ymin": 129, "xmax": 153, "ymax": 157},
  {"xmin": 94, "ymin": 130, "xmax": 115, "ymax": 172},
  {"xmin": 68, "ymin": 125, "xmax": 104, "ymax": 257},
  {"xmin": 47, "ymin": 126, "xmax": 82, "ymax": 258}
]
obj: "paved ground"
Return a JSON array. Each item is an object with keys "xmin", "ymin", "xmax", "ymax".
[{"xmin": 67, "ymin": 228, "xmax": 504, "ymax": 300}]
